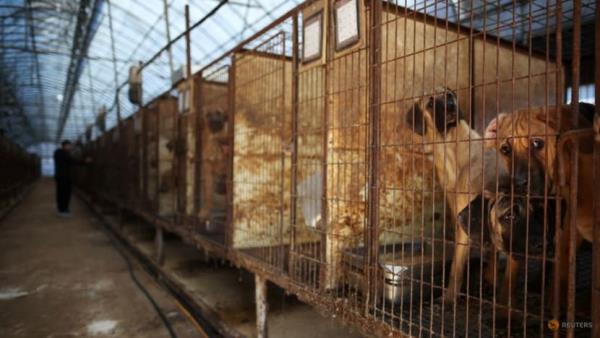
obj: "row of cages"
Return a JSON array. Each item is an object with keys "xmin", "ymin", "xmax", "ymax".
[
  {"xmin": 73, "ymin": 0, "xmax": 599, "ymax": 336},
  {"xmin": 0, "ymin": 135, "xmax": 40, "ymax": 211}
]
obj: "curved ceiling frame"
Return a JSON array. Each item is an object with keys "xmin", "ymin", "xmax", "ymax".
[{"xmin": 0, "ymin": 0, "xmax": 303, "ymax": 148}]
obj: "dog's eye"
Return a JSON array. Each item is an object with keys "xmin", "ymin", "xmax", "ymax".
[
  {"xmin": 447, "ymin": 100, "xmax": 456, "ymax": 110},
  {"xmin": 500, "ymin": 143, "xmax": 511, "ymax": 155},
  {"xmin": 531, "ymin": 138, "xmax": 544, "ymax": 150},
  {"xmin": 426, "ymin": 98, "xmax": 434, "ymax": 110},
  {"xmin": 502, "ymin": 213, "xmax": 515, "ymax": 224}
]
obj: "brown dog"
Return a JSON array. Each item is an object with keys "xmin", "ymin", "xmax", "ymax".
[
  {"xmin": 405, "ymin": 88, "xmax": 506, "ymax": 302},
  {"xmin": 459, "ymin": 184, "xmax": 559, "ymax": 317},
  {"xmin": 484, "ymin": 102, "xmax": 596, "ymax": 311}
]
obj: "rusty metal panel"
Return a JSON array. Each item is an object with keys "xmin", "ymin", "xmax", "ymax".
[
  {"xmin": 133, "ymin": 109, "xmax": 144, "ymax": 208},
  {"xmin": 231, "ymin": 30, "xmax": 293, "ymax": 269},
  {"xmin": 323, "ymin": 47, "xmax": 370, "ymax": 290},
  {"xmin": 157, "ymin": 96, "xmax": 178, "ymax": 218},
  {"xmin": 198, "ymin": 76, "xmax": 230, "ymax": 240},
  {"xmin": 122, "ymin": 117, "xmax": 136, "ymax": 208},
  {"xmin": 290, "ymin": 59, "xmax": 327, "ymax": 288},
  {"xmin": 143, "ymin": 104, "xmax": 159, "ymax": 213},
  {"xmin": 174, "ymin": 79, "xmax": 194, "ymax": 219}
]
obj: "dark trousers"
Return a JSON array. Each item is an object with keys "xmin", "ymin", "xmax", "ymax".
[{"xmin": 55, "ymin": 177, "xmax": 72, "ymax": 213}]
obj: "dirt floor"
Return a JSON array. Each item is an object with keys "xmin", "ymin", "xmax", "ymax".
[
  {"xmin": 0, "ymin": 179, "xmax": 367, "ymax": 338},
  {"xmin": 0, "ymin": 179, "xmax": 200, "ymax": 338}
]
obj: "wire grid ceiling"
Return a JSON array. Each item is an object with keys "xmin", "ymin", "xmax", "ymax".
[{"xmin": 0, "ymin": 0, "xmax": 302, "ymax": 153}]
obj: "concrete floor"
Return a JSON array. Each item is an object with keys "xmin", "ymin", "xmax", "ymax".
[
  {"xmin": 0, "ymin": 179, "xmax": 199, "ymax": 338},
  {"xmin": 0, "ymin": 179, "xmax": 368, "ymax": 338},
  {"xmin": 128, "ymin": 235, "xmax": 366, "ymax": 338}
]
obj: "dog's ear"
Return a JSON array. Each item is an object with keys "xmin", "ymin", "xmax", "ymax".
[
  {"xmin": 536, "ymin": 104, "xmax": 595, "ymax": 153},
  {"xmin": 484, "ymin": 114, "xmax": 505, "ymax": 140},
  {"xmin": 457, "ymin": 195, "xmax": 490, "ymax": 244},
  {"xmin": 405, "ymin": 102, "xmax": 426, "ymax": 135},
  {"xmin": 533, "ymin": 105, "xmax": 589, "ymax": 130},
  {"xmin": 534, "ymin": 106, "xmax": 560, "ymax": 130},
  {"xmin": 578, "ymin": 102, "xmax": 596, "ymax": 125}
]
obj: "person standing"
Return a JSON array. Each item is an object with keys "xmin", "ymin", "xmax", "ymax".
[{"xmin": 53, "ymin": 140, "xmax": 88, "ymax": 216}]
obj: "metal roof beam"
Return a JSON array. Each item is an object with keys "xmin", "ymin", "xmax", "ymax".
[
  {"xmin": 55, "ymin": 0, "xmax": 105, "ymax": 141},
  {"xmin": 26, "ymin": 0, "xmax": 45, "ymax": 140}
]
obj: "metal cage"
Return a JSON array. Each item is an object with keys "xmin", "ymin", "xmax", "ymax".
[{"xmin": 73, "ymin": 0, "xmax": 599, "ymax": 336}]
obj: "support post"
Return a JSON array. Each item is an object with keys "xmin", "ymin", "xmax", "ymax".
[
  {"xmin": 592, "ymin": 1, "xmax": 600, "ymax": 335},
  {"xmin": 566, "ymin": 2, "xmax": 581, "ymax": 337},
  {"xmin": 185, "ymin": 5, "xmax": 192, "ymax": 80},
  {"xmin": 288, "ymin": 13, "xmax": 299, "ymax": 280},
  {"xmin": 162, "ymin": 0, "xmax": 175, "ymax": 80},
  {"xmin": 107, "ymin": 0, "xmax": 121, "ymax": 122},
  {"xmin": 255, "ymin": 274, "xmax": 268, "ymax": 338},
  {"xmin": 155, "ymin": 226, "xmax": 164, "ymax": 265},
  {"xmin": 366, "ymin": 0, "xmax": 382, "ymax": 313}
]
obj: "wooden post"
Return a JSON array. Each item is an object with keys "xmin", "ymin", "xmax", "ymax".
[{"xmin": 255, "ymin": 274, "xmax": 268, "ymax": 338}]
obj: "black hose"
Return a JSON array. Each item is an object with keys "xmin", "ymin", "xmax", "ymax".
[
  {"xmin": 79, "ymin": 193, "xmax": 221, "ymax": 337},
  {"xmin": 107, "ymin": 228, "xmax": 178, "ymax": 338}
]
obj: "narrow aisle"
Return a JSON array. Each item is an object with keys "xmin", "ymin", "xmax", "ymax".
[{"xmin": 0, "ymin": 179, "xmax": 199, "ymax": 338}]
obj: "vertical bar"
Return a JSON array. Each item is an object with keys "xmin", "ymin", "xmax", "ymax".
[
  {"xmin": 567, "ymin": 1, "xmax": 581, "ymax": 337},
  {"xmin": 176, "ymin": 108, "xmax": 184, "ymax": 217},
  {"xmin": 185, "ymin": 5, "xmax": 193, "ymax": 81},
  {"xmin": 155, "ymin": 226, "xmax": 165, "ymax": 265},
  {"xmin": 278, "ymin": 31, "xmax": 286, "ymax": 270},
  {"xmin": 182, "ymin": 5, "xmax": 193, "ymax": 221},
  {"xmin": 552, "ymin": 2, "xmax": 563, "ymax": 335},
  {"xmin": 290, "ymin": 14, "xmax": 299, "ymax": 266},
  {"xmin": 255, "ymin": 274, "xmax": 268, "ymax": 338},
  {"xmin": 593, "ymin": 2, "xmax": 600, "ymax": 335},
  {"xmin": 155, "ymin": 106, "xmax": 160, "ymax": 213},
  {"xmin": 366, "ymin": 0, "xmax": 382, "ymax": 314},
  {"xmin": 162, "ymin": 0, "xmax": 175, "ymax": 80},
  {"xmin": 194, "ymin": 73, "xmax": 204, "ymax": 217},
  {"xmin": 319, "ymin": 5, "xmax": 330, "ymax": 290},
  {"xmin": 225, "ymin": 62, "xmax": 236, "ymax": 248},
  {"xmin": 142, "ymin": 108, "xmax": 148, "ymax": 211},
  {"xmin": 106, "ymin": 0, "xmax": 121, "ymax": 122}
]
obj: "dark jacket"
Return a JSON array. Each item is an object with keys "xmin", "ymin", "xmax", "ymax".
[{"xmin": 54, "ymin": 148, "xmax": 83, "ymax": 181}]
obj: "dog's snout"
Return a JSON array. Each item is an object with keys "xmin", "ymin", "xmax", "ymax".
[
  {"xmin": 514, "ymin": 176, "xmax": 528, "ymax": 189},
  {"xmin": 531, "ymin": 240, "xmax": 543, "ymax": 247}
]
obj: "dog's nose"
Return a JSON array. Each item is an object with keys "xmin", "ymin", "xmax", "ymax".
[{"xmin": 514, "ymin": 176, "xmax": 528, "ymax": 189}]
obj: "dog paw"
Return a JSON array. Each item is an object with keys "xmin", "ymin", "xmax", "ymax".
[{"xmin": 440, "ymin": 292, "xmax": 458, "ymax": 306}]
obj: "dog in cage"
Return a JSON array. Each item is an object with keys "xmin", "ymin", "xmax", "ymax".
[
  {"xmin": 484, "ymin": 102, "xmax": 596, "ymax": 313},
  {"xmin": 404, "ymin": 87, "xmax": 507, "ymax": 303},
  {"xmin": 457, "ymin": 178, "xmax": 559, "ymax": 320}
]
